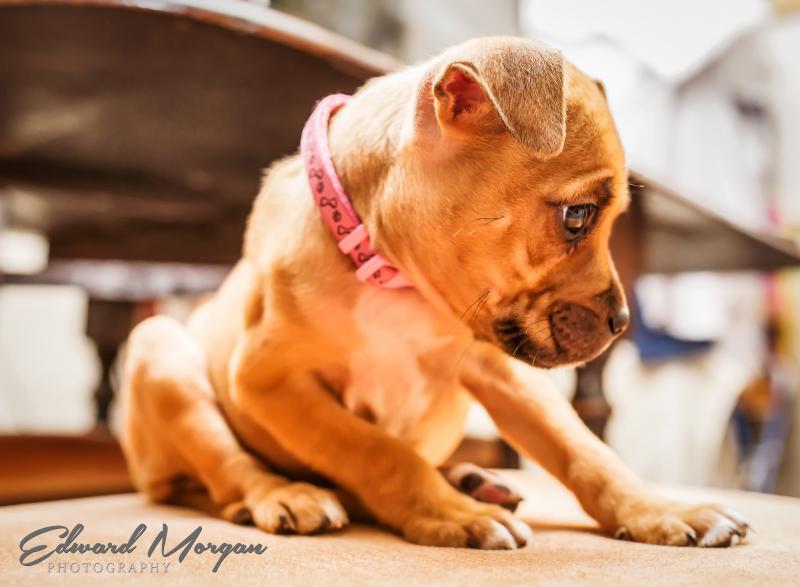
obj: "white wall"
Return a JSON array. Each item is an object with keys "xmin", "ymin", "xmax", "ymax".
[{"xmin": 0, "ymin": 285, "xmax": 97, "ymax": 433}]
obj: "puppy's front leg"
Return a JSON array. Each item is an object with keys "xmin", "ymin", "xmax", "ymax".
[
  {"xmin": 461, "ymin": 342, "xmax": 748, "ymax": 547},
  {"xmin": 232, "ymin": 359, "xmax": 531, "ymax": 548}
]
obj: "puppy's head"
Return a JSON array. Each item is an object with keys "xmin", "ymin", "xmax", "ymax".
[{"xmin": 361, "ymin": 37, "xmax": 630, "ymax": 368}]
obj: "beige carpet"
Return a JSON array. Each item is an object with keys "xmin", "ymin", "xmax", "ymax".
[{"xmin": 2, "ymin": 470, "xmax": 799, "ymax": 586}]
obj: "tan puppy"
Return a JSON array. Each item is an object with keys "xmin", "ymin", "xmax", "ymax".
[{"xmin": 120, "ymin": 37, "xmax": 747, "ymax": 549}]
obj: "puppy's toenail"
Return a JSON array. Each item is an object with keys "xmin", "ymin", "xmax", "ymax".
[
  {"xmin": 277, "ymin": 513, "xmax": 293, "ymax": 533},
  {"xmin": 466, "ymin": 536, "xmax": 479, "ymax": 549},
  {"xmin": 501, "ymin": 499, "xmax": 521, "ymax": 512},
  {"xmin": 233, "ymin": 508, "xmax": 251, "ymax": 524},
  {"xmin": 614, "ymin": 527, "xmax": 630, "ymax": 541},
  {"xmin": 686, "ymin": 531, "xmax": 697, "ymax": 545}
]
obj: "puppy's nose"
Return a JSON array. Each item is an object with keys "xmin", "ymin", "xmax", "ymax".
[{"xmin": 608, "ymin": 307, "xmax": 630, "ymax": 335}]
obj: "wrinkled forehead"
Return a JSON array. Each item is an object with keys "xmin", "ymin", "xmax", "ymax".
[
  {"xmin": 558, "ymin": 66, "xmax": 629, "ymax": 211},
  {"xmin": 558, "ymin": 171, "xmax": 630, "ymax": 219},
  {"xmin": 508, "ymin": 119, "xmax": 628, "ymax": 215},
  {"xmin": 563, "ymin": 66, "xmax": 625, "ymax": 157}
]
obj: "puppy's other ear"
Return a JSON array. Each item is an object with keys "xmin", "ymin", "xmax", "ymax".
[{"xmin": 432, "ymin": 39, "xmax": 567, "ymax": 159}]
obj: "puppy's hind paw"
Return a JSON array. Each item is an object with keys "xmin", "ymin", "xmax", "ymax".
[
  {"xmin": 442, "ymin": 462, "xmax": 523, "ymax": 512},
  {"xmin": 402, "ymin": 496, "xmax": 532, "ymax": 549},
  {"xmin": 231, "ymin": 482, "xmax": 348, "ymax": 535}
]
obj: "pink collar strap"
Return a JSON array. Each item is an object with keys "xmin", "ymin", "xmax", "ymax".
[{"xmin": 301, "ymin": 94, "xmax": 412, "ymax": 289}]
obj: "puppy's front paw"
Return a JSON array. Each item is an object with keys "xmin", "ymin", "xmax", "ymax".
[
  {"xmin": 615, "ymin": 500, "xmax": 749, "ymax": 547},
  {"xmin": 403, "ymin": 497, "xmax": 532, "ymax": 550},
  {"xmin": 227, "ymin": 482, "xmax": 349, "ymax": 535}
]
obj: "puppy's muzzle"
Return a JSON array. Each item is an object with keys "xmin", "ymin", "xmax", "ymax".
[
  {"xmin": 549, "ymin": 301, "xmax": 619, "ymax": 362},
  {"xmin": 493, "ymin": 300, "xmax": 629, "ymax": 368}
]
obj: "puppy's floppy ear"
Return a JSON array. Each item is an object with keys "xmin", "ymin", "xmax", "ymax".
[{"xmin": 432, "ymin": 38, "xmax": 566, "ymax": 159}]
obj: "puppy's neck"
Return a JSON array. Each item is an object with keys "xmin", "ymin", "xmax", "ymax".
[
  {"xmin": 313, "ymin": 66, "xmax": 468, "ymax": 326},
  {"xmin": 326, "ymin": 67, "xmax": 420, "ymax": 226}
]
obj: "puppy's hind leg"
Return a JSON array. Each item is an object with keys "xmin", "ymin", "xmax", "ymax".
[{"xmin": 121, "ymin": 316, "xmax": 348, "ymax": 534}]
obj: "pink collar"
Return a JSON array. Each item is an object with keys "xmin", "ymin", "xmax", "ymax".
[{"xmin": 301, "ymin": 94, "xmax": 412, "ymax": 289}]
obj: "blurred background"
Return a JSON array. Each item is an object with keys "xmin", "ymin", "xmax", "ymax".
[{"xmin": 1, "ymin": 0, "xmax": 800, "ymax": 503}]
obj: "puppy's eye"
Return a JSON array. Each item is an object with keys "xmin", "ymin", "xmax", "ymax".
[{"xmin": 562, "ymin": 204, "xmax": 597, "ymax": 239}]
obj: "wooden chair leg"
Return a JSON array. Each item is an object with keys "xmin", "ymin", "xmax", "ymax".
[
  {"xmin": 572, "ymin": 350, "xmax": 612, "ymax": 439},
  {"xmin": 86, "ymin": 299, "xmax": 136, "ymax": 424}
]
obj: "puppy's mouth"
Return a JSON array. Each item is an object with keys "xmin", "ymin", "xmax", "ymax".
[
  {"xmin": 492, "ymin": 302, "xmax": 616, "ymax": 368},
  {"xmin": 491, "ymin": 318, "xmax": 560, "ymax": 368}
]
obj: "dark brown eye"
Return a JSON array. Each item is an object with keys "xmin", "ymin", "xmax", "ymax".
[{"xmin": 562, "ymin": 204, "xmax": 597, "ymax": 239}]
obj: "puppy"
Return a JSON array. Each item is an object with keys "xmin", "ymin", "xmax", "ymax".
[{"xmin": 120, "ymin": 37, "xmax": 747, "ymax": 548}]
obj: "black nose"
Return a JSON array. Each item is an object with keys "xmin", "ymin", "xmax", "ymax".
[{"xmin": 608, "ymin": 307, "xmax": 630, "ymax": 335}]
